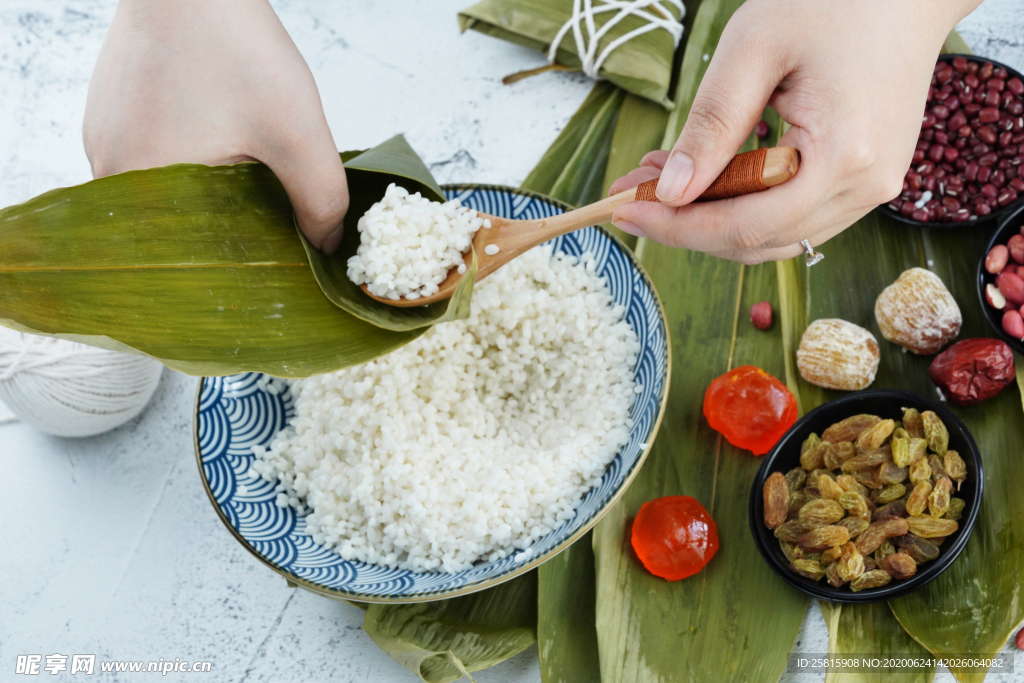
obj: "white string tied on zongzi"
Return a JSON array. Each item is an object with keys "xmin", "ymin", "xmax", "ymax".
[
  {"xmin": 547, "ymin": 0, "xmax": 686, "ymax": 79},
  {"xmin": 0, "ymin": 327, "xmax": 164, "ymax": 438}
]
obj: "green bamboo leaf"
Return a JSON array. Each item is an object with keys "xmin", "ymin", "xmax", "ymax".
[
  {"xmin": 592, "ymin": 3, "xmax": 810, "ymax": 679},
  {"xmin": 601, "ymin": 94, "xmax": 671, "ymax": 197},
  {"xmin": 600, "ymin": 93, "xmax": 671, "ymax": 250},
  {"xmin": 819, "ymin": 602, "xmax": 936, "ymax": 683},
  {"xmin": 0, "ymin": 137, "xmax": 444, "ymax": 377},
  {"xmin": 548, "ymin": 87, "xmax": 625, "ymax": 208},
  {"xmin": 363, "ymin": 572, "xmax": 538, "ymax": 683},
  {"xmin": 593, "ymin": 248, "xmax": 808, "ymax": 682},
  {"xmin": 362, "ymin": 632, "xmax": 472, "ymax": 683},
  {"xmin": 458, "ymin": 0, "xmax": 682, "ymax": 109},
  {"xmin": 522, "ymin": 83, "xmax": 618, "ymax": 193},
  {"xmin": 522, "ymin": 82, "xmax": 624, "ymax": 208},
  {"xmin": 661, "ymin": 0, "xmax": 739, "ymax": 146},
  {"xmin": 298, "ymin": 136, "xmax": 481, "ymax": 332},
  {"xmin": 537, "ymin": 534, "xmax": 602, "ymax": 683}
]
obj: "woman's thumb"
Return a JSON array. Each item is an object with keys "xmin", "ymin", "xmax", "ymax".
[
  {"xmin": 262, "ymin": 136, "xmax": 351, "ymax": 255},
  {"xmin": 656, "ymin": 31, "xmax": 780, "ymax": 206}
]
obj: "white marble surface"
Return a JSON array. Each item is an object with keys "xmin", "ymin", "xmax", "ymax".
[{"xmin": 1, "ymin": 1, "xmax": 1022, "ymax": 681}]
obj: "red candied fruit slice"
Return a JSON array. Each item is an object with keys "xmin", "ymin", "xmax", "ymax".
[
  {"xmin": 631, "ymin": 496, "xmax": 719, "ymax": 581},
  {"xmin": 703, "ymin": 365, "xmax": 798, "ymax": 456}
]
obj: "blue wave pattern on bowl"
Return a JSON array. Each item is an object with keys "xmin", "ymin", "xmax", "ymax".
[{"xmin": 197, "ymin": 186, "xmax": 668, "ymax": 600}]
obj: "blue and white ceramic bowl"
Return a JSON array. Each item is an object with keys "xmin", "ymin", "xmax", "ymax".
[{"xmin": 194, "ymin": 184, "xmax": 670, "ymax": 603}]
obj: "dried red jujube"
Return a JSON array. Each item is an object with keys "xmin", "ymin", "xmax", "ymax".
[{"xmin": 928, "ymin": 338, "xmax": 1016, "ymax": 406}]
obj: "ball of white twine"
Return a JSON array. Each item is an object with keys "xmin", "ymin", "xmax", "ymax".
[{"xmin": 0, "ymin": 327, "xmax": 163, "ymax": 438}]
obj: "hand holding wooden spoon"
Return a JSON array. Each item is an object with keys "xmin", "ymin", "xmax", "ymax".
[{"xmin": 363, "ymin": 146, "xmax": 799, "ymax": 308}]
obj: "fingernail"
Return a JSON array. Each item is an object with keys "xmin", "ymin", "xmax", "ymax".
[
  {"xmin": 655, "ymin": 151, "xmax": 694, "ymax": 202},
  {"xmin": 321, "ymin": 226, "xmax": 344, "ymax": 255},
  {"xmin": 613, "ymin": 220, "xmax": 644, "ymax": 237}
]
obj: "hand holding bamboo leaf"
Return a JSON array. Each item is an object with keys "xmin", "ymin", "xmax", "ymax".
[
  {"xmin": 0, "ymin": 136, "xmax": 442, "ymax": 377},
  {"xmin": 84, "ymin": 0, "xmax": 350, "ymax": 253},
  {"xmin": 609, "ymin": 0, "xmax": 984, "ymax": 264}
]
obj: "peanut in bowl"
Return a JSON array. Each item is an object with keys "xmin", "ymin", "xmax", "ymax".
[
  {"xmin": 748, "ymin": 389, "xmax": 982, "ymax": 603},
  {"xmin": 978, "ymin": 201, "xmax": 1024, "ymax": 354}
]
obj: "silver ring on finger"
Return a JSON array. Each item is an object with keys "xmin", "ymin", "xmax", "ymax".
[{"xmin": 801, "ymin": 239, "xmax": 824, "ymax": 267}]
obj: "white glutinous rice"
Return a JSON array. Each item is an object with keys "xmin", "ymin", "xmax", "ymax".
[
  {"xmin": 253, "ymin": 245, "xmax": 640, "ymax": 573},
  {"xmin": 346, "ymin": 183, "xmax": 483, "ymax": 300}
]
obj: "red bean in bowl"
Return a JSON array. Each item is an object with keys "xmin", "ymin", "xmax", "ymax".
[{"xmin": 883, "ymin": 55, "xmax": 1024, "ymax": 227}]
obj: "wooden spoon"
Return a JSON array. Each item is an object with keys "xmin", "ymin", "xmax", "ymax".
[{"xmin": 363, "ymin": 146, "xmax": 800, "ymax": 307}]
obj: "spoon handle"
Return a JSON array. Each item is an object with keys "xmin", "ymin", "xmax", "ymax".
[
  {"xmin": 697, "ymin": 146, "xmax": 800, "ymax": 200},
  {"xmin": 543, "ymin": 146, "xmax": 801, "ymax": 235}
]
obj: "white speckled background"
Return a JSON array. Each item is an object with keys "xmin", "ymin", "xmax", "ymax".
[{"xmin": 1, "ymin": 1, "xmax": 1022, "ymax": 681}]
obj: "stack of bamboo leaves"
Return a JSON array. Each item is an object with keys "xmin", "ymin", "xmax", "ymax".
[{"xmin": 1, "ymin": 1, "xmax": 1022, "ymax": 680}]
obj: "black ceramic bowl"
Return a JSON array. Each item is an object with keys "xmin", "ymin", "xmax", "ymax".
[
  {"xmin": 877, "ymin": 53, "xmax": 1024, "ymax": 230},
  {"xmin": 749, "ymin": 390, "xmax": 982, "ymax": 603},
  {"xmin": 977, "ymin": 201, "xmax": 1024, "ymax": 353}
]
